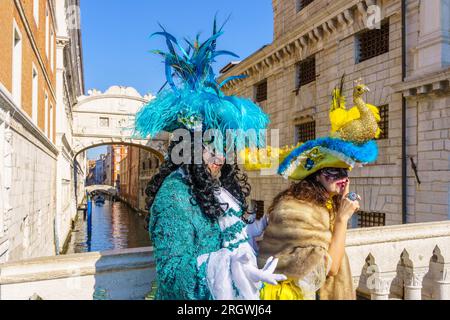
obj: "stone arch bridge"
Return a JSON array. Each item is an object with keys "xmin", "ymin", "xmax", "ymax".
[
  {"xmin": 85, "ymin": 185, "xmax": 118, "ymax": 196},
  {"xmin": 73, "ymin": 86, "xmax": 168, "ymax": 160}
]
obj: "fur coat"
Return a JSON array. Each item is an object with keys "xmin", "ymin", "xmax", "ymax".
[{"xmin": 257, "ymin": 198, "xmax": 355, "ymax": 300}]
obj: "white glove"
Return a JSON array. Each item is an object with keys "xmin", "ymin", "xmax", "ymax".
[{"xmin": 234, "ymin": 252, "xmax": 287, "ymax": 285}]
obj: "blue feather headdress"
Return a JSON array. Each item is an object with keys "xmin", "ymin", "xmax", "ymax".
[{"xmin": 134, "ymin": 19, "xmax": 269, "ymax": 149}]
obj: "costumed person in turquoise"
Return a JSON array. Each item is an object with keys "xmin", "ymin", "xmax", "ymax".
[
  {"xmin": 242, "ymin": 75, "xmax": 381, "ymax": 300},
  {"xmin": 133, "ymin": 19, "xmax": 286, "ymax": 300}
]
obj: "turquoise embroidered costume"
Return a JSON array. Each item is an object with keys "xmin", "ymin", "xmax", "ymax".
[
  {"xmin": 150, "ymin": 169, "xmax": 271, "ymax": 300},
  {"xmin": 137, "ymin": 19, "xmax": 284, "ymax": 300},
  {"xmin": 149, "ymin": 171, "xmax": 222, "ymax": 300}
]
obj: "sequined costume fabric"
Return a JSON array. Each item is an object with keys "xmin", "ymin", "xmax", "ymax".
[{"xmin": 149, "ymin": 170, "xmax": 267, "ymax": 300}]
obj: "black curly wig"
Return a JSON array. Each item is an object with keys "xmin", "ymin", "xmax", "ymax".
[{"xmin": 144, "ymin": 134, "xmax": 251, "ymax": 229}]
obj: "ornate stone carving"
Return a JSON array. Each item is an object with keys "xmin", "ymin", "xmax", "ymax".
[
  {"xmin": 368, "ymin": 274, "xmax": 395, "ymax": 299},
  {"xmin": 344, "ymin": 9, "xmax": 354, "ymax": 25},
  {"xmin": 403, "ymin": 269, "xmax": 426, "ymax": 288}
]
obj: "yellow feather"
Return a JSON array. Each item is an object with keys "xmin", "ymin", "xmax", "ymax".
[
  {"xmin": 330, "ymin": 107, "xmax": 359, "ymax": 132},
  {"xmin": 367, "ymin": 104, "xmax": 381, "ymax": 122},
  {"xmin": 239, "ymin": 143, "xmax": 301, "ymax": 171},
  {"xmin": 330, "ymin": 104, "xmax": 381, "ymax": 132},
  {"xmin": 375, "ymin": 127, "xmax": 382, "ymax": 139}
]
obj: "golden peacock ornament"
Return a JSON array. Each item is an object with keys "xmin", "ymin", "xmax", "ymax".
[{"xmin": 329, "ymin": 75, "xmax": 381, "ymax": 144}]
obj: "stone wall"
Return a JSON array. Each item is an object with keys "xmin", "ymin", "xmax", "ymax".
[
  {"xmin": 398, "ymin": 75, "xmax": 450, "ymax": 223},
  {"xmin": 0, "ymin": 0, "xmax": 58, "ymax": 144},
  {"xmin": 0, "ymin": 247, "xmax": 155, "ymax": 300},
  {"xmin": 1, "ymin": 86, "xmax": 58, "ymax": 263},
  {"xmin": 221, "ymin": 0, "xmax": 407, "ymax": 225},
  {"xmin": 220, "ymin": 0, "xmax": 450, "ymax": 225}
]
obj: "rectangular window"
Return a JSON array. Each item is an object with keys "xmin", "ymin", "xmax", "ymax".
[
  {"xmin": 377, "ymin": 105, "xmax": 389, "ymax": 140},
  {"xmin": 251, "ymin": 200, "xmax": 265, "ymax": 220},
  {"xmin": 296, "ymin": 56, "xmax": 316, "ymax": 90},
  {"xmin": 31, "ymin": 66, "xmax": 38, "ymax": 125},
  {"xmin": 295, "ymin": 121, "xmax": 316, "ymax": 144},
  {"xmin": 49, "ymin": 104, "xmax": 54, "ymax": 142},
  {"xmin": 45, "ymin": 7, "xmax": 49, "ymax": 57},
  {"xmin": 296, "ymin": 0, "xmax": 315, "ymax": 12},
  {"xmin": 44, "ymin": 92, "xmax": 49, "ymax": 136},
  {"xmin": 100, "ymin": 117, "xmax": 110, "ymax": 127},
  {"xmin": 357, "ymin": 211, "xmax": 386, "ymax": 228},
  {"xmin": 12, "ymin": 21, "xmax": 22, "ymax": 106},
  {"xmin": 255, "ymin": 80, "xmax": 267, "ymax": 103},
  {"xmin": 50, "ymin": 29, "xmax": 55, "ymax": 70},
  {"xmin": 253, "ymin": 200, "xmax": 265, "ymax": 219},
  {"xmin": 356, "ymin": 21, "xmax": 390, "ymax": 64},
  {"xmin": 33, "ymin": 0, "xmax": 39, "ymax": 26}
]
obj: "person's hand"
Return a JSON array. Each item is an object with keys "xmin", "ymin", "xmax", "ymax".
[
  {"xmin": 234, "ymin": 253, "xmax": 287, "ymax": 285},
  {"xmin": 336, "ymin": 180, "xmax": 361, "ymax": 223}
]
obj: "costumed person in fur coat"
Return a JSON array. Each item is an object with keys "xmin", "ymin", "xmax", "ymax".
[
  {"xmin": 242, "ymin": 77, "xmax": 380, "ymax": 300},
  {"xmin": 133, "ymin": 19, "xmax": 286, "ymax": 300}
]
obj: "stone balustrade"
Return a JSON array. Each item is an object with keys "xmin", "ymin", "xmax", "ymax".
[
  {"xmin": 0, "ymin": 221, "xmax": 449, "ymax": 300},
  {"xmin": 0, "ymin": 247, "xmax": 155, "ymax": 300},
  {"xmin": 347, "ymin": 221, "xmax": 450, "ymax": 300}
]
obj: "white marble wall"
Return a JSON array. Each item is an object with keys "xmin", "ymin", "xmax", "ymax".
[
  {"xmin": 0, "ymin": 86, "xmax": 58, "ymax": 263},
  {"xmin": 0, "ymin": 247, "xmax": 155, "ymax": 300},
  {"xmin": 412, "ymin": 0, "xmax": 450, "ymax": 76},
  {"xmin": 7, "ymin": 131, "xmax": 57, "ymax": 261},
  {"xmin": 0, "ymin": 117, "xmax": 6, "ymax": 263}
]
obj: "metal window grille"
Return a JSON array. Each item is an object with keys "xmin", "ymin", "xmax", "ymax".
[
  {"xmin": 296, "ymin": 56, "xmax": 316, "ymax": 89},
  {"xmin": 377, "ymin": 105, "xmax": 389, "ymax": 140},
  {"xmin": 357, "ymin": 211, "xmax": 386, "ymax": 228},
  {"xmin": 297, "ymin": 0, "xmax": 315, "ymax": 12},
  {"xmin": 99, "ymin": 117, "xmax": 109, "ymax": 127},
  {"xmin": 255, "ymin": 80, "xmax": 267, "ymax": 103},
  {"xmin": 357, "ymin": 21, "xmax": 390, "ymax": 63},
  {"xmin": 253, "ymin": 200, "xmax": 265, "ymax": 220},
  {"xmin": 295, "ymin": 121, "xmax": 316, "ymax": 143}
]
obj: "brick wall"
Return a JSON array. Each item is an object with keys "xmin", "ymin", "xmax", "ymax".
[{"xmin": 0, "ymin": 0, "xmax": 57, "ymax": 144}]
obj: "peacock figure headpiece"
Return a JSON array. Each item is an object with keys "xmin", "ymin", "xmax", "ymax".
[
  {"xmin": 242, "ymin": 75, "xmax": 380, "ymax": 181},
  {"xmin": 134, "ymin": 18, "xmax": 269, "ymax": 149}
]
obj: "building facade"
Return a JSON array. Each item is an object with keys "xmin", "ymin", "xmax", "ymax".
[
  {"xmin": 104, "ymin": 150, "xmax": 112, "ymax": 186},
  {"xmin": 94, "ymin": 154, "xmax": 106, "ymax": 185},
  {"xmin": 119, "ymin": 146, "xmax": 139, "ymax": 210},
  {"xmin": 54, "ymin": 0, "xmax": 86, "ymax": 254},
  {"xmin": 86, "ymin": 159, "xmax": 96, "ymax": 186},
  {"xmin": 0, "ymin": 0, "xmax": 85, "ymax": 261},
  {"xmin": 119, "ymin": 146, "xmax": 160, "ymax": 213},
  {"xmin": 0, "ymin": 0, "xmax": 59, "ymax": 262},
  {"xmin": 219, "ymin": 0, "xmax": 450, "ymax": 226},
  {"xmin": 111, "ymin": 145, "xmax": 128, "ymax": 191},
  {"xmin": 138, "ymin": 149, "xmax": 160, "ymax": 212}
]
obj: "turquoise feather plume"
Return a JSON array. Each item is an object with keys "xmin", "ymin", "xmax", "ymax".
[{"xmin": 134, "ymin": 18, "xmax": 270, "ymax": 149}]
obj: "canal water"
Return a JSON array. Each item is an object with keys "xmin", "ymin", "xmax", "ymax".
[{"xmin": 64, "ymin": 200, "xmax": 151, "ymax": 254}]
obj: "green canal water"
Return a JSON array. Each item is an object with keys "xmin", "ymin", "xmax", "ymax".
[{"xmin": 64, "ymin": 200, "xmax": 151, "ymax": 254}]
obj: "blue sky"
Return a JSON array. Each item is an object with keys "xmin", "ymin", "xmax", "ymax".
[{"xmin": 81, "ymin": 0, "xmax": 273, "ymax": 160}]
